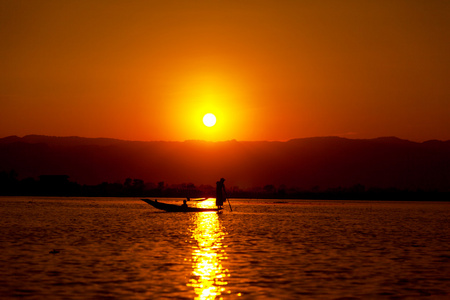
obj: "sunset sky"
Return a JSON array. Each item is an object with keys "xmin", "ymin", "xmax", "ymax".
[{"xmin": 1, "ymin": 0, "xmax": 449, "ymax": 142}]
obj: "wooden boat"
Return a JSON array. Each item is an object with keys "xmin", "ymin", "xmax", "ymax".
[{"xmin": 141, "ymin": 199, "xmax": 222, "ymax": 212}]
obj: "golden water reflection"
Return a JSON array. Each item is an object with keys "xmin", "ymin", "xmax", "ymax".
[{"xmin": 187, "ymin": 211, "xmax": 229, "ymax": 300}]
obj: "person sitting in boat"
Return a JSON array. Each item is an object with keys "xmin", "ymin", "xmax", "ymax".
[
  {"xmin": 181, "ymin": 199, "xmax": 188, "ymax": 209},
  {"xmin": 216, "ymin": 178, "xmax": 227, "ymax": 209}
]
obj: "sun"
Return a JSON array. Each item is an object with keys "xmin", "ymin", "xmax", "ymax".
[{"xmin": 203, "ymin": 113, "xmax": 216, "ymax": 127}]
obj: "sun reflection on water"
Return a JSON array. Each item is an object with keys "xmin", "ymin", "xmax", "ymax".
[{"xmin": 187, "ymin": 211, "xmax": 229, "ymax": 300}]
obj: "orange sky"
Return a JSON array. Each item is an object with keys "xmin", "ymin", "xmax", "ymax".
[{"xmin": 1, "ymin": 1, "xmax": 449, "ymax": 142}]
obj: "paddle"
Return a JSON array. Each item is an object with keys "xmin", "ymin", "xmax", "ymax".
[
  {"xmin": 227, "ymin": 197, "xmax": 232, "ymax": 211},
  {"xmin": 224, "ymin": 188, "xmax": 232, "ymax": 211}
]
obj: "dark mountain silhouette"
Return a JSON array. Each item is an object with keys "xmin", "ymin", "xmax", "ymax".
[{"xmin": 1, "ymin": 135, "xmax": 449, "ymax": 191}]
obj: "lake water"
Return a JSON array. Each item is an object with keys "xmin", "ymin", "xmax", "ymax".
[{"xmin": 1, "ymin": 197, "xmax": 449, "ymax": 299}]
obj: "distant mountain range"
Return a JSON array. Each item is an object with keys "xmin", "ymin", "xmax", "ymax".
[{"xmin": 1, "ymin": 135, "xmax": 449, "ymax": 191}]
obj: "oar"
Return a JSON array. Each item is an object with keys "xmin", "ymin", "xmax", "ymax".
[
  {"xmin": 222, "ymin": 186, "xmax": 232, "ymax": 211},
  {"xmin": 225, "ymin": 190, "xmax": 232, "ymax": 211},
  {"xmin": 227, "ymin": 197, "xmax": 232, "ymax": 211}
]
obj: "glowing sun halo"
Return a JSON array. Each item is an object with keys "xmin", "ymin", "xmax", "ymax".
[{"xmin": 203, "ymin": 113, "xmax": 216, "ymax": 127}]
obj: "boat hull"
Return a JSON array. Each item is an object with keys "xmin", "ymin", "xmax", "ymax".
[{"xmin": 141, "ymin": 199, "xmax": 221, "ymax": 212}]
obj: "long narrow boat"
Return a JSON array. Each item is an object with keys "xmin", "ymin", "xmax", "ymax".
[{"xmin": 141, "ymin": 199, "xmax": 222, "ymax": 212}]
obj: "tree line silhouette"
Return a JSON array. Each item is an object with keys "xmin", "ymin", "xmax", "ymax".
[{"xmin": 0, "ymin": 170, "xmax": 448, "ymax": 200}]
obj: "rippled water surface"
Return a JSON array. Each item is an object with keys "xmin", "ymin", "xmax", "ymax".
[{"xmin": 1, "ymin": 197, "xmax": 449, "ymax": 299}]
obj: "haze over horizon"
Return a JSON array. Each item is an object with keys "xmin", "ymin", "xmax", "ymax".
[
  {"xmin": 1, "ymin": 134, "xmax": 449, "ymax": 192},
  {"xmin": 1, "ymin": 1, "xmax": 449, "ymax": 142},
  {"xmin": 1, "ymin": 133, "xmax": 450, "ymax": 144}
]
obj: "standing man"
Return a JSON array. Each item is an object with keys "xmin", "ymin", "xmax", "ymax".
[{"xmin": 216, "ymin": 178, "xmax": 227, "ymax": 209}]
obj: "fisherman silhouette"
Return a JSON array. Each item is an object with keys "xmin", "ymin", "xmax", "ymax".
[
  {"xmin": 181, "ymin": 199, "xmax": 188, "ymax": 208},
  {"xmin": 216, "ymin": 178, "xmax": 227, "ymax": 209}
]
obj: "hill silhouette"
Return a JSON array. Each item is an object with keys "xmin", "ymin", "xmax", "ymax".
[{"xmin": 1, "ymin": 135, "xmax": 449, "ymax": 192}]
